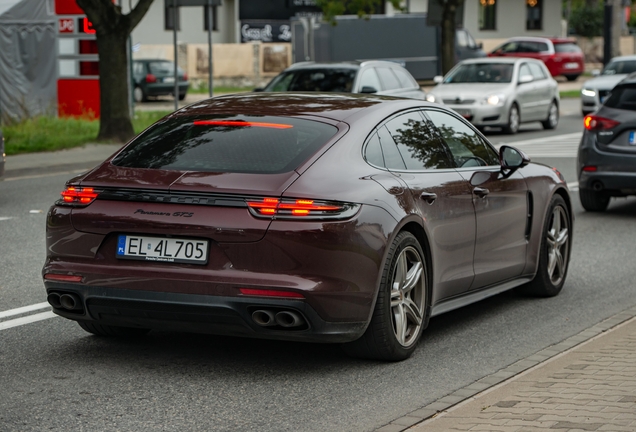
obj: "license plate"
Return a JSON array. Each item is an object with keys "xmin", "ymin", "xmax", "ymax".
[
  {"xmin": 163, "ymin": 77, "xmax": 175, "ymax": 83},
  {"xmin": 117, "ymin": 235, "xmax": 208, "ymax": 265},
  {"xmin": 630, "ymin": 131, "xmax": 636, "ymax": 145},
  {"xmin": 454, "ymin": 108, "xmax": 472, "ymax": 118},
  {"xmin": 564, "ymin": 62, "xmax": 579, "ymax": 69}
]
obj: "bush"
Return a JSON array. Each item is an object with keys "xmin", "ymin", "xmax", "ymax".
[{"xmin": 569, "ymin": 5, "xmax": 604, "ymax": 38}]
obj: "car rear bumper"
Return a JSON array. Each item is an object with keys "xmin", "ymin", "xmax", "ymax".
[
  {"xmin": 44, "ymin": 282, "xmax": 367, "ymax": 343},
  {"xmin": 578, "ymin": 134, "xmax": 636, "ymax": 195},
  {"xmin": 145, "ymin": 82, "xmax": 189, "ymax": 96}
]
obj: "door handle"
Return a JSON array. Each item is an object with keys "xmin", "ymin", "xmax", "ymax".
[
  {"xmin": 420, "ymin": 192, "xmax": 437, "ymax": 204},
  {"xmin": 473, "ymin": 187, "xmax": 489, "ymax": 198}
]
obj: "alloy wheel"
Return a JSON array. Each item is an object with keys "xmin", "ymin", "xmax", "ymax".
[
  {"xmin": 548, "ymin": 103, "xmax": 558, "ymax": 127},
  {"xmin": 508, "ymin": 105, "xmax": 520, "ymax": 133},
  {"xmin": 546, "ymin": 206, "xmax": 569, "ymax": 286},
  {"xmin": 390, "ymin": 246, "xmax": 426, "ymax": 348}
]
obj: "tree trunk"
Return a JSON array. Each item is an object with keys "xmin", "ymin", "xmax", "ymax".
[
  {"xmin": 96, "ymin": 32, "xmax": 134, "ymax": 141},
  {"xmin": 441, "ymin": 2, "xmax": 458, "ymax": 75}
]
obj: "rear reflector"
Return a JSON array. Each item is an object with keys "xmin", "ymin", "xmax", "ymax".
[
  {"xmin": 239, "ymin": 288, "xmax": 304, "ymax": 299},
  {"xmin": 584, "ymin": 115, "xmax": 620, "ymax": 131},
  {"xmin": 44, "ymin": 274, "xmax": 83, "ymax": 283},
  {"xmin": 193, "ymin": 120, "xmax": 293, "ymax": 129},
  {"xmin": 246, "ymin": 197, "xmax": 358, "ymax": 220},
  {"xmin": 60, "ymin": 186, "xmax": 98, "ymax": 206},
  {"xmin": 582, "ymin": 166, "xmax": 598, "ymax": 172}
]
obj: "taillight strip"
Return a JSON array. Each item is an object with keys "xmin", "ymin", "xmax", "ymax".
[
  {"xmin": 246, "ymin": 197, "xmax": 359, "ymax": 220},
  {"xmin": 59, "ymin": 186, "xmax": 99, "ymax": 207}
]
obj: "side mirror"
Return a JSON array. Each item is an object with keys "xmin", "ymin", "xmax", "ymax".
[
  {"xmin": 253, "ymin": 87, "xmax": 265, "ymax": 92},
  {"xmin": 518, "ymin": 74, "xmax": 533, "ymax": 85},
  {"xmin": 500, "ymin": 145, "xmax": 530, "ymax": 171},
  {"xmin": 477, "ymin": 42, "xmax": 484, "ymax": 49},
  {"xmin": 433, "ymin": 75, "xmax": 444, "ymax": 84},
  {"xmin": 360, "ymin": 86, "xmax": 378, "ymax": 94},
  {"xmin": 592, "ymin": 69, "xmax": 601, "ymax": 77}
]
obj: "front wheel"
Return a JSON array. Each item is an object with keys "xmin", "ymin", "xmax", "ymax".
[
  {"xmin": 541, "ymin": 101, "xmax": 559, "ymax": 130},
  {"xmin": 503, "ymin": 103, "xmax": 520, "ymax": 134},
  {"xmin": 520, "ymin": 194, "xmax": 571, "ymax": 297},
  {"xmin": 342, "ymin": 231, "xmax": 428, "ymax": 361}
]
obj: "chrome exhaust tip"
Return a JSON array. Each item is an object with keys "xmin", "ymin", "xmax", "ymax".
[
  {"xmin": 59, "ymin": 293, "xmax": 82, "ymax": 311},
  {"xmin": 252, "ymin": 310, "xmax": 277, "ymax": 327},
  {"xmin": 47, "ymin": 292, "xmax": 62, "ymax": 309},
  {"xmin": 275, "ymin": 311, "xmax": 304, "ymax": 328}
]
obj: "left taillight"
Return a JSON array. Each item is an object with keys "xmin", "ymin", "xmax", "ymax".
[
  {"xmin": 246, "ymin": 197, "xmax": 359, "ymax": 220},
  {"xmin": 584, "ymin": 115, "xmax": 620, "ymax": 131},
  {"xmin": 58, "ymin": 186, "xmax": 99, "ymax": 207}
]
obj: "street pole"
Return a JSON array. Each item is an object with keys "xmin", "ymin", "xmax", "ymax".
[
  {"xmin": 207, "ymin": 0, "xmax": 213, "ymax": 98},
  {"xmin": 173, "ymin": 0, "xmax": 179, "ymax": 111},
  {"xmin": 603, "ymin": 0, "xmax": 612, "ymax": 65}
]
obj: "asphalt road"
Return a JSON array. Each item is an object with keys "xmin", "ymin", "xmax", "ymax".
[{"xmin": 2, "ymin": 101, "xmax": 636, "ymax": 432}]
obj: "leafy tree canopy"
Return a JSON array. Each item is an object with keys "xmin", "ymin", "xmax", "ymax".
[{"xmin": 315, "ymin": 0, "xmax": 403, "ymax": 24}]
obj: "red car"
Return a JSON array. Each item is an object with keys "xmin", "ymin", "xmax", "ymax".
[
  {"xmin": 43, "ymin": 94, "xmax": 572, "ymax": 361},
  {"xmin": 489, "ymin": 37, "xmax": 585, "ymax": 81}
]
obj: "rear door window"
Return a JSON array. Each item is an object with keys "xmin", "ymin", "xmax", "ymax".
[
  {"xmin": 112, "ymin": 116, "xmax": 338, "ymax": 174},
  {"xmin": 604, "ymin": 85, "xmax": 636, "ymax": 111}
]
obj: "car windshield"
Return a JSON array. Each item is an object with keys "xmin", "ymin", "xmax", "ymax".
[
  {"xmin": 112, "ymin": 116, "xmax": 338, "ymax": 174},
  {"xmin": 444, "ymin": 63, "xmax": 514, "ymax": 83},
  {"xmin": 264, "ymin": 69, "xmax": 357, "ymax": 92},
  {"xmin": 602, "ymin": 60, "xmax": 636, "ymax": 75}
]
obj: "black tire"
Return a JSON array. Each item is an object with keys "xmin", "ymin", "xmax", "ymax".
[
  {"xmin": 564, "ymin": 74, "xmax": 579, "ymax": 82},
  {"xmin": 342, "ymin": 231, "xmax": 428, "ymax": 361},
  {"xmin": 133, "ymin": 86, "xmax": 147, "ymax": 103},
  {"xmin": 78, "ymin": 321, "xmax": 150, "ymax": 337},
  {"xmin": 178, "ymin": 92, "xmax": 187, "ymax": 101},
  {"xmin": 519, "ymin": 194, "xmax": 571, "ymax": 297},
  {"xmin": 541, "ymin": 100, "xmax": 559, "ymax": 130},
  {"xmin": 579, "ymin": 188, "xmax": 610, "ymax": 212},
  {"xmin": 503, "ymin": 103, "xmax": 520, "ymax": 134}
]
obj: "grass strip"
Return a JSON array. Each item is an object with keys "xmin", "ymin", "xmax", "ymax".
[
  {"xmin": 3, "ymin": 111, "xmax": 170, "ymax": 156},
  {"xmin": 559, "ymin": 90, "xmax": 581, "ymax": 99}
]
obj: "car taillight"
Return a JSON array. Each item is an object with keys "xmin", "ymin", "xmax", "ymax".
[
  {"xmin": 183, "ymin": 73, "xmax": 188, "ymax": 81},
  {"xmin": 239, "ymin": 288, "xmax": 304, "ymax": 299},
  {"xmin": 246, "ymin": 197, "xmax": 359, "ymax": 220},
  {"xmin": 59, "ymin": 186, "xmax": 99, "ymax": 206},
  {"xmin": 145, "ymin": 73, "xmax": 157, "ymax": 83},
  {"xmin": 584, "ymin": 115, "xmax": 620, "ymax": 131}
]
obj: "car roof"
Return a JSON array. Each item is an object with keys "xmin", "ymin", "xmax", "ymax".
[
  {"xmin": 609, "ymin": 55, "xmax": 636, "ymax": 62},
  {"xmin": 285, "ymin": 60, "xmax": 407, "ymax": 71},
  {"xmin": 458, "ymin": 57, "xmax": 531, "ymax": 65},
  {"xmin": 505, "ymin": 36, "xmax": 576, "ymax": 44},
  {"xmin": 169, "ymin": 93, "xmax": 428, "ymax": 123}
]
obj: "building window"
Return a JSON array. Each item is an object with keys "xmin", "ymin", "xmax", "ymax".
[
  {"xmin": 204, "ymin": 5, "xmax": 218, "ymax": 31},
  {"xmin": 526, "ymin": 0, "xmax": 542, "ymax": 31},
  {"xmin": 165, "ymin": 4, "xmax": 180, "ymax": 31},
  {"xmin": 479, "ymin": 0, "xmax": 496, "ymax": 31}
]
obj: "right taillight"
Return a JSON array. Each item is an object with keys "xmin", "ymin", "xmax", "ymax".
[
  {"xmin": 584, "ymin": 115, "xmax": 620, "ymax": 131},
  {"xmin": 145, "ymin": 73, "xmax": 157, "ymax": 83},
  {"xmin": 59, "ymin": 186, "xmax": 99, "ymax": 207},
  {"xmin": 246, "ymin": 197, "xmax": 359, "ymax": 220}
]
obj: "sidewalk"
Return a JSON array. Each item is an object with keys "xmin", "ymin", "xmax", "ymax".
[{"xmin": 376, "ymin": 306, "xmax": 636, "ymax": 432}]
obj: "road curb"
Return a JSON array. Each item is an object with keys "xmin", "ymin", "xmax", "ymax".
[{"xmin": 374, "ymin": 304, "xmax": 636, "ymax": 432}]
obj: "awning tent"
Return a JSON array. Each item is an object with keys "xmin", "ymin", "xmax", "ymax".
[{"xmin": 0, "ymin": 0, "xmax": 56, "ymax": 123}]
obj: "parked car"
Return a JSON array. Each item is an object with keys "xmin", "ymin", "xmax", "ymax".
[
  {"xmin": 581, "ymin": 55, "xmax": 636, "ymax": 115},
  {"xmin": 257, "ymin": 61, "xmax": 426, "ymax": 100},
  {"xmin": 425, "ymin": 58, "xmax": 559, "ymax": 134},
  {"xmin": 43, "ymin": 93, "xmax": 572, "ymax": 361},
  {"xmin": 489, "ymin": 37, "xmax": 584, "ymax": 82},
  {"xmin": 0, "ymin": 128, "xmax": 5, "ymax": 179},
  {"xmin": 132, "ymin": 59, "xmax": 189, "ymax": 103},
  {"xmin": 578, "ymin": 73, "xmax": 636, "ymax": 211}
]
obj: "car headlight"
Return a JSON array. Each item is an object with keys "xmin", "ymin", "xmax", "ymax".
[
  {"xmin": 484, "ymin": 94, "xmax": 505, "ymax": 106},
  {"xmin": 426, "ymin": 94, "xmax": 437, "ymax": 103},
  {"xmin": 581, "ymin": 88, "xmax": 596, "ymax": 97}
]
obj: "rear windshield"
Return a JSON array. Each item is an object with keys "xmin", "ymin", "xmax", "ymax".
[
  {"xmin": 148, "ymin": 61, "xmax": 184, "ymax": 76},
  {"xmin": 554, "ymin": 43, "xmax": 581, "ymax": 53},
  {"xmin": 112, "ymin": 116, "xmax": 338, "ymax": 174},
  {"xmin": 264, "ymin": 69, "xmax": 357, "ymax": 92},
  {"xmin": 604, "ymin": 85, "xmax": 636, "ymax": 111}
]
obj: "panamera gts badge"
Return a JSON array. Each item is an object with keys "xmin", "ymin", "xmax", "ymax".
[{"xmin": 134, "ymin": 209, "xmax": 193, "ymax": 217}]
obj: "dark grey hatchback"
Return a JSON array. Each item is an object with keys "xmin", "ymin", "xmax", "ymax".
[{"xmin": 578, "ymin": 73, "xmax": 636, "ymax": 211}]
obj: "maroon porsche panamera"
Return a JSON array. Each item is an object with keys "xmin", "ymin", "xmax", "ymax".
[{"xmin": 43, "ymin": 93, "xmax": 572, "ymax": 361}]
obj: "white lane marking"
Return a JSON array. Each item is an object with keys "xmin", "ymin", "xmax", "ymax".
[
  {"xmin": 4, "ymin": 169, "xmax": 89, "ymax": 182},
  {"xmin": 495, "ymin": 132, "xmax": 582, "ymax": 148},
  {"xmin": 0, "ymin": 311, "xmax": 57, "ymax": 331},
  {"xmin": 29, "ymin": 210, "xmax": 43, "ymax": 214},
  {"xmin": 0, "ymin": 217, "xmax": 12, "ymax": 221},
  {"xmin": 0, "ymin": 302, "xmax": 50, "ymax": 319},
  {"xmin": 567, "ymin": 181, "xmax": 579, "ymax": 191}
]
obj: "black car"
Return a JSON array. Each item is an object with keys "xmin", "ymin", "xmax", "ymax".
[
  {"xmin": 258, "ymin": 61, "xmax": 426, "ymax": 100},
  {"xmin": 578, "ymin": 72, "xmax": 636, "ymax": 211},
  {"xmin": 132, "ymin": 59, "xmax": 189, "ymax": 103}
]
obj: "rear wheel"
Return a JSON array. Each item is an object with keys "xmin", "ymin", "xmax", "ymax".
[
  {"xmin": 178, "ymin": 92, "xmax": 187, "ymax": 101},
  {"xmin": 579, "ymin": 188, "xmax": 610, "ymax": 212},
  {"xmin": 342, "ymin": 231, "xmax": 428, "ymax": 361},
  {"xmin": 541, "ymin": 100, "xmax": 559, "ymax": 129},
  {"xmin": 503, "ymin": 103, "xmax": 520, "ymax": 134},
  {"xmin": 133, "ymin": 86, "xmax": 147, "ymax": 103},
  {"xmin": 520, "ymin": 195, "xmax": 571, "ymax": 297},
  {"xmin": 78, "ymin": 321, "xmax": 150, "ymax": 337}
]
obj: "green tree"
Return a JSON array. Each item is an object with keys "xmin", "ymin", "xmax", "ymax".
[
  {"xmin": 315, "ymin": 0, "xmax": 402, "ymax": 22},
  {"xmin": 569, "ymin": 4, "xmax": 604, "ymax": 37},
  {"xmin": 76, "ymin": 0, "xmax": 154, "ymax": 142}
]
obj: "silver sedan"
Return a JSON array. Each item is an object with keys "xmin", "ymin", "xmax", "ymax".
[
  {"xmin": 426, "ymin": 58, "xmax": 559, "ymax": 134},
  {"xmin": 580, "ymin": 55, "xmax": 636, "ymax": 115}
]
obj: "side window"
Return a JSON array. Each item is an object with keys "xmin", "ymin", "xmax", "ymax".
[
  {"xmin": 358, "ymin": 68, "xmax": 382, "ymax": 92},
  {"xmin": 133, "ymin": 62, "xmax": 144, "ymax": 75},
  {"xmin": 384, "ymin": 111, "xmax": 454, "ymax": 170},
  {"xmin": 426, "ymin": 110, "xmax": 499, "ymax": 168},
  {"xmin": 528, "ymin": 62, "xmax": 546, "ymax": 80},
  {"xmin": 392, "ymin": 68, "xmax": 417, "ymax": 88},
  {"xmin": 364, "ymin": 132, "xmax": 385, "ymax": 167},
  {"xmin": 518, "ymin": 63, "xmax": 532, "ymax": 80},
  {"xmin": 376, "ymin": 67, "xmax": 401, "ymax": 90},
  {"xmin": 456, "ymin": 30, "xmax": 468, "ymax": 48},
  {"xmin": 377, "ymin": 126, "xmax": 406, "ymax": 170},
  {"xmin": 501, "ymin": 42, "xmax": 518, "ymax": 53}
]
